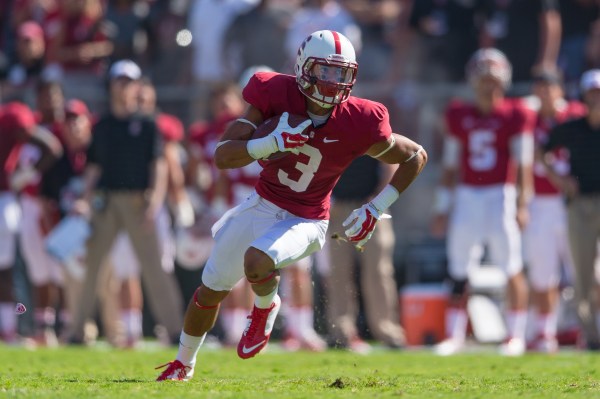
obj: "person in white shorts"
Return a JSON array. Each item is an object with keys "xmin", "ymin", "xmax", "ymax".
[
  {"xmin": 431, "ymin": 49, "xmax": 536, "ymax": 356},
  {"xmin": 156, "ymin": 30, "xmax": 427, "ymax": 381},
  {"xmin": 523, "ymin": 70, "xmax": 586, "ymax": 352},
  {"xmin": 0, "ymin": 102, "xmax": 61, "ymax": 344}
]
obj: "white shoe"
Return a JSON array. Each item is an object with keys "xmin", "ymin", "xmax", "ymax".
[
  {"xmin": 528, "ymin": 334, "xmax": 558, "ymax": 354},
  {"xmin": 156, "ymin": 360, "xmax": 194, "ymax": 381},
  {"xmin": 498, "ymin": 337, "xmax": 525, "ymax": 357},
  {"xmin": 434, "ymin": 338, "xmax": 464, "ymax": 356}
]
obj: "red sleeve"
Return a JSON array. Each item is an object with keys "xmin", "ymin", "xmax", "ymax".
[
  {"xmin": 512, "ymin": 103, "xmax": 536, "ymax": 137},
  {"xmin": 568, "ymin": 101, "xmax": 587, "ymax": 118},
  {"xmin": 157, "ymin": 113, "xmax": 184, "ymax": 142},
  {"xmin": 368, "ymin": 101, "xmax": 392, "ymax": 143},
  {"xmin": 444, "ymin": 100, "xmax": 463, "ymax": 138},
  {"xmin": 242, "ymin": 72, "xmax": 273, "ymax": 116}
]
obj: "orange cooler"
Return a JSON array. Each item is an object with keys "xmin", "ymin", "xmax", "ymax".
[{"xmin": 400, "ymin": 284, "xmax": 448, "ymax": 346}]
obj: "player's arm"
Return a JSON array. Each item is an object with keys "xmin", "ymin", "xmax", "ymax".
[
  {"xmin": 366, "ymin": 133, "xmax": 428, "ymax": 195},
  {"xmin": 29, "ymin": 126, "xmax": 63, "ymax": 172},
  {"xmin": 511, "ymin": 133, "xmax": 535, "ymax": 229},
  {"xmin": 539, "ymin": 125, "xmax": 578, "ymax": 198},
  {"xmin": 164, "ymin": 141, "xmax": 194, "ymax": 227},
  {"xmin": 213, "ymin": 105, "xmax": 265, "ymax": 169},
  {"xmin": 430, "ymin": 134, "xmax": 461, "ymax": 237},
  {"xmin": 215, "ymin": 107, "xmax": 313, "ymax": 169},
  {"xmin": 342, "ymin": 133, "xmax": 427, "ymax": 250}
]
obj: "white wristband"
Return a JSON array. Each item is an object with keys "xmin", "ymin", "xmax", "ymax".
[
  {"xmin": 433, "ymin": 187, "xmax": 453, "ymax": 214},
  {"xmin": 246, "ymin": 135, "xmax": 278, "ymax": 160},
  {"xmin": 369, "ymin": 184, "xmax": 400, "ymax": 213}
]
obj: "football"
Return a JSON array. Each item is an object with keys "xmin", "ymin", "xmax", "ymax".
[{"xmin": 251, "ymin": 113, "xmax": 311, "ymax": 160}]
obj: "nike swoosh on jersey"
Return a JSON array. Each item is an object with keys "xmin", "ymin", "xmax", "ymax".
[
  {"xmin": 323, "ymin": 138, "xmax": 339, "ymax": 143},
  {"xmin": 242, "ymin": 340, "xmax": 267, "ymax": 354}
]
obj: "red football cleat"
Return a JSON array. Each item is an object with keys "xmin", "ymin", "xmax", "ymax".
[
  {"xmin": 155, "ymin": 360, "xmax": 194, "ymax": 381},
  {"xmin": 237, "ymin": 295, "xmax": 281, "ymax": 359}
]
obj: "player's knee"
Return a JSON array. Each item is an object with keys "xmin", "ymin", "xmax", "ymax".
[{"xmin": 243, "ymin": 247, "xmax": 275, "ymax": 281}]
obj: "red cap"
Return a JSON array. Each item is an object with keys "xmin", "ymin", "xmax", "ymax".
[
  {"xmin": 65, "ymin": 99, "xmax": 90, "ymax": 117},
  {"xmin": 17, "ymin": 21, "xmax": 44, "ymax": 40},
  {"xmin": 0, "ymin": 102, "xmax": 36, "ymax": 134}
]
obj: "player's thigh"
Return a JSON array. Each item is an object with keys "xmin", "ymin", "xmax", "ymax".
[
  {"xmin": 524, "ymin": 219, "xmax": 561, "ymax": 291},
  {"xmin": 447, "ymin": 190, "xmax": 485, "ymax": 279},
  {"xmin": 251, "ymin": 217, "xmax": 329, "ymax": 270},
  {"xmin": 202, "ymin": 209, "xmax": 257, "ymax": 292},
  {"xmin": 486, "ymin": 187, "xmax": 522, "ymax": 276},
  {"xmin": 0, "ymin": 193, "xmax": 20, "ymax": 267}
]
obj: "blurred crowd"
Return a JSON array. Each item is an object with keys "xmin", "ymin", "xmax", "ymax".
[{"xmin": 1, "ymin": 0, "xmax": 600, "ymax": 355}]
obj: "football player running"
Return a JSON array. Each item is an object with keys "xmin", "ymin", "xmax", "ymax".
[
  {"xmin": 156, "ymin": 30, "xmax": 427, "ymax": 381},
  {"xmin": 431, "ymin": 49, "xmax": 535, "ymax": 356}
]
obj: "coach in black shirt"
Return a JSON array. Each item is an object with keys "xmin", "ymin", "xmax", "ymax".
[
  {"xmin": 67, "ymin": 60, "xmax": 183, "ymax": 344},
  {"xmin": 542, "ymin": 69, "xmax": 600, "ymax": 350}
]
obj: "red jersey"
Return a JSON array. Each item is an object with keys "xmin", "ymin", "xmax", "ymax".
[
  {"xmin": 0, "ymin": 108, "xmax": 34, "ymax": 191},
  {"xmin": 189, "ymin": 113, "xmax": 240, "ymax": 204},
  {"xmin": 157, "ymin": 113, "xmax": 184, "ymax": 142},
  {"xmin": 532, "ymin": 100, "xmax": 586, "ymax": 195},
  {"xmin": 445, "ymin": 98, "xmax": 535, "ymax": 186},
  {"xmin": 244, "ymin": 72, "xmax": 391, "ymax": 220}
]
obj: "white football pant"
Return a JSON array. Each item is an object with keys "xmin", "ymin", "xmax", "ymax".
[
  {"xmin": 447, "ymin": 184, "xmax": 523, "ymax": 280},
  {"xmin": 202, "ymin": 192, "xmax": 328, "ymax": 292}
]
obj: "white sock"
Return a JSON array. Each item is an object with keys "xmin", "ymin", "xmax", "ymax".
[
  {"xmin": 536, "ymin": 312, "xmax": 557, "ymax": 338},
  {"xmin": 232, "ymin": 308, "xmax": 250, "ymax": 341},
  {"xmin": 506, "ymin": 310, "xmax": 528, "ymax": 341},
  {"xmin": 286, "ymin": 306, "xmax": 303, "ymax": 339},
  {"xmin": 299, "ymin": 306, "xmax": 316, "ymax": 335},
  {"xmin": 121, "ymin": 309, "xmax": 143, "ymax": 341},
  {"xmin": 35, "ymin": 307, "xmax": 56, "ymax": 329},
  {"xmin": 446, "ymin": 308, "xmax": 467, "ymax": 343},
  {"xmin": 254, "ymin": 287, "xmax": 278, "ymax": 309},
  {"xmin": 0, "ymin": 303, "xmax": 17, "ymax": 336},
  {"xmin": 176, "ymin": 331, "xmax": 206, "ymax": 368}
]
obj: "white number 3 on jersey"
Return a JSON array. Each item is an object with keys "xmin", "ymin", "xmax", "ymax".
[{"xmin": 277, "ymin": 144, "xmax": 323, "ymax": 192}]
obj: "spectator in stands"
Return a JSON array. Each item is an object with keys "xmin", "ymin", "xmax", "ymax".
[
  {"xmin": 105, "ymin": 0, "xmax": 153, "ymax": 65},
  {"xmin": 0, "ymin": 102, "xmax": 61, "ymax": 344},
  {"xmin": 66, "ymin": 59, "xmax": 183, "ymax": 345},
  {"xmin": 285, "ymin": 0, "xmax": 361, "ymax": 70},
  {"xmin": 479, "ymin": 0, "xmax": 562, "ymax": 95},
  {"xmin": 47, "ymin": 0, "xmax": 114, "ymax": 95},
  {"xmin": 327, "ymin": 157, "xmax": 404, "ymax": 353},
  {"xmin": 341, "ymin": 0, "xmax": 401, "ymax": 81},
  {"xmin": 188, "ymin": 0, "xmax": 258, "ymax": 119},
  {"xmin": 223, "ymin": 0, "xmax": 292, "ymax": 78},
  {"xmin": 1, "ymin": 21, "xmax": 48, "ymax": 104},
  {"xmin": 558, "ymin": 0, "xmax": 599, "ymax": 97},
  {"xmin": 406, "ymin": 0, "xmax": 483, "ymax": 84}
]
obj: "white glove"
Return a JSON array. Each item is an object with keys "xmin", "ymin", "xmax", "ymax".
[
  {"xmin": 342, "ymin": 202, "xmax": 386, "ymax": 250},
  {"xmin": 174, "ymin": 199, "xmax": 195, "ymax": 228},
  {"xmin": 9, "ymin": 166, "xmax": 40, "ymax": 191},
  {"xmin": 270, "ymin": 112, "xmax": 312, "ymax": 153}
]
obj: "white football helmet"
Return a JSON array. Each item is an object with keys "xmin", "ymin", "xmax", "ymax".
[
  {"xmin": 295, "ymin": 30, "xmax": 358, "ymax": 108},
  {"xmin": 466, "ymin": 48, "xmax": 512, "ymax": 88}
]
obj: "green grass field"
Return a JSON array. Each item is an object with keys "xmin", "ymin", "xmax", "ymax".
[{"xmin": 1, "ymin": 343, "xmax": 599, "ymax": 399}]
